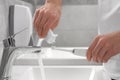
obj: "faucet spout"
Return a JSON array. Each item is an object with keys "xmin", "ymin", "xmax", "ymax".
[{"xmin": 0, "ymin": 46, "xmax": 41, "ymax": 80}]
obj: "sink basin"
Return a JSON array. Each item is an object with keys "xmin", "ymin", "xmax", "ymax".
[
  {"xmin": 11, "ymin": 47, "xmax": 102, "ymax": 80},
  {"xmin": 12, "ymin": 66, "xmax": 98, "ymax": 80},
  {"xmin": 32, "ymin": 68, "xmax": 92, "ymax": 80}
]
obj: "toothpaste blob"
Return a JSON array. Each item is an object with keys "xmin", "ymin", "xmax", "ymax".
[
  {"xmin": 45, "ymin": 29, "xmax": 58, "ymax": 44},
  {"xmin": 37, "ymin": 29, "xmax": 58, "ymax": 46}
]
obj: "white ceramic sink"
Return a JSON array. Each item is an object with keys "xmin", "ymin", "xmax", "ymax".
[
  {"xmin": 11, "ymin": 48, "xmax": 103, "ymax": 80},
  {"xmin": 12, "ymin": 66, "xmax": 93, "ymax": 80}
]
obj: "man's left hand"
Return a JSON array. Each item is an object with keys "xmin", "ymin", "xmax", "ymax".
[{"xmin": 87, "ymin": 31, "xmax": 120, "ymax": 63}]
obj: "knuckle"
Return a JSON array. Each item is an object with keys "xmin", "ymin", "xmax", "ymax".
[
  {"xmin": 96, "ymin": 35, "xmax": 102, "ymax": 40},
  {"xmin": 99, "ymin": 37, "xmax": 106, "ymax": 45},
  {"xmin": 36, "ymin": 9, "xmax": 39, "ymax": 12},
  {"xmin": 45, "ymin": 10, "xmax": 50, "ymax": 14},
  {"xmin": 35, "ymin": 9, "xmax": 39, "ymax": 13},
  {"xmin": 40, "ymin": 10, "xmax": 45, "ymax": 14}
]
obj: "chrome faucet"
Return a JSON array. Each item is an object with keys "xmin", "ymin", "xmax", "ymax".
[
  {"xmin": 0, "ymin": 4, "xmax": 41, "ymax": 80},
  {"xmin": 0, "ymin": 37, "xmax": 41, "ymax": 80}
]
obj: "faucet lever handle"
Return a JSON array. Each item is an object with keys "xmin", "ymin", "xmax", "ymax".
[{"xmin": 3, "ymin": 37, "xmax": 15, "ymax": 48}]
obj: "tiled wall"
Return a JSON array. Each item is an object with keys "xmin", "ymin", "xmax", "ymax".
[
  {"xmin": 61, "ymin": 0, "xmax": 98, "ymax": 5},
  {"xmin": 29, "ymin": 0, "xmax": 98, "ymax": 5},
  {"xmin": 42, "ymin": 5, "xmax": 98, "ymax": 47}
]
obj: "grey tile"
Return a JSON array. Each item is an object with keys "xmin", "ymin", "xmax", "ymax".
[
  {"xmin": 87, "ymin": 0, "xmax": 98, "ymax": 5},
  {"xmin": 35, "ymin": 0, "xmax": 98, "ymax": 5},
  {"xmin": 56, "ymin": 5, "xmax": 98, "ymax": 30},
  {"xmin": 43, "ymin": 30, "xmax": 98, "ymax": 47}
]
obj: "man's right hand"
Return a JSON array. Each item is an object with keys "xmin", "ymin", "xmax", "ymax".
[{"xmin": 34, "ymin": 0, "xmax": 61, "ymax": 38}]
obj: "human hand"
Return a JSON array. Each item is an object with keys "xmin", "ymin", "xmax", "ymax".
[
  {"xmin": 34, "ymin": 2, "xmax": 61, "ymax": 38},
  {"xmin": 87, "ymin": 31, "xmax": 120, "ymax": 63}
]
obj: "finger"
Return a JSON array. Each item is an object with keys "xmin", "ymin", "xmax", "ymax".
[
  {"xmin": 34, "ymin": 7, "xmax": 44, "ymax": 23},
  {"xmin": 51, "ymin": 18, "xmax": 59, "ymax": 30},
  {"xmin": 34, "ymin": 8, "xmax": 44, "ymax": 28},
  {"xmin": 92, "ymin": 40, "xmax": 105, "ymax": 62},
  {"xmin": 96, "ymin": 47, "xmax": 107, "ymax": 63},
  {"xmin": 33, "ymin": 9, "xmax": 39, "ymax": 26},
  {"xmin": 34, "ymin": 9, "xmax": 44, "ymax": 35},
  {"xmin": 41, "ymin": 14, "xmax": 57, "ymax": 37},
  {"xmin": 40, "ymin": 11, "xmax": 51, "ymax": 37},
  {"xmin": 41, "ymin": 19, "xmax": 52, "ymax": 37},
  {"xmin": 41, "ymin": 24, "xmax": 50, "ymax": 38},
  {"xmin": 36, "ymin": 10, "xmax": 46, "ymax": 37},
  {"xmin": 87, "ymin": 36, "xmax": 101, "ymax": 61},
  {"xmin": 49, "ymin": 13, "xmax": 58, "ymax": 27},
  {"xmin": 102, "ymin": 48, "xmax": 116, "ymax": 63},
  {"xmin": 97, "ymin": 44, "xmax": 111, "ymax": 63}
]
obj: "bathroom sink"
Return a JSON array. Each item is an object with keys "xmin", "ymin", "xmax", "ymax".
[
  {"xmin": 30, "ymin": 67, "xmax": 92, "ymax": 80},
  {"xmin": 12, "ymin": 66, "xmax": 99, "ymax": 80},
  {"xmin": 11, "ymin": 47, "xmax": 102, "ymax": 80}
]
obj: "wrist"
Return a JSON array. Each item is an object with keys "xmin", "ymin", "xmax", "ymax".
[{"xmin": 45, "ymin": 0, "xmax": 62, "ymax": 7}]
